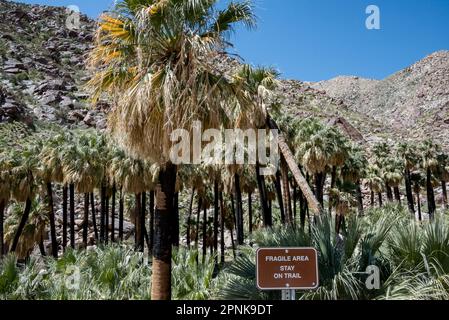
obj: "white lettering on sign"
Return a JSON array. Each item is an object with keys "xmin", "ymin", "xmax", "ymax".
[{"xmin": 265, "ymin": 255, "xmax": 309, "ymax": 262}]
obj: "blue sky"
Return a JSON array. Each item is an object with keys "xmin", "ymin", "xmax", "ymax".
[{"xmin": 17, "ymin": 0, "xmax": 449, "ymax": 81}]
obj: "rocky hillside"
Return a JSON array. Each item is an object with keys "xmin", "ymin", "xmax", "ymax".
[
  {"xmin": 311, "ymin": 51, "xmax": 449, "ymax": 146},
  {"xmin": 1, "ymin": 0, "xmax": 448, "ymax": 148},
  {"xmin": 0, "ymin": 0, "xmax": 106, "ymax": 128}
]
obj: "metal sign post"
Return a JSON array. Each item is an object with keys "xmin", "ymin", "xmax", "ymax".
[{"xmin": 281, "ymin": 289, "xmax": 296, "ymax": 300}]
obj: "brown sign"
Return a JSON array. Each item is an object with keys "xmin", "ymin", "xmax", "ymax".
[{"xmin": 256, "ymin": 247, "xmax": 319, "ymax": 290}]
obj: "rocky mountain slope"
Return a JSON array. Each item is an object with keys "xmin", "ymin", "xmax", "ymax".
[
  {"xmin": 1, "ymin": 0, "xmax": 448, "ymax": 148},
  {"xmin": 311, "ymin": 51, "xmax": 449, "ymax": 147}
]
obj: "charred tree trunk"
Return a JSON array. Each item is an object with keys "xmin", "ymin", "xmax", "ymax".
[
  {"xmin": 140, "ymin": 192, "xmax": 146, "ymax": 251},
  {"xmin": 219, "ymin": 192, "xmax": 225, "ymax": 266},
  {"xmin": 442, "ymin": 180, "xmax": 448, "ymax": 210},
  {"xmin": 234, "ymin": 174, "xmax": 244, "ymax": 245},
  {"xmin": 151, "ymin": 164, "xmax": 177, "ymax": 300},
  {"xmin": 213, "ymin": 182, "xmax": 219, "ymax": 257},
  {"xmin": 314, "ymin": 172, "xmax": 324, "ymax": 208},
  {"xmin": 172, "ymin": 192, "xmax": 179, "ymax": 247},
  {"xmin": 110, "ymin": 185, "xmax": 116, "ymax": 243},
  {"xmin": 386, "ymin": 183, "xmax": 393, "ymax": 202},
  {"xmin": 100, "ymin": 184, "xmax": 106, "ymax": 244},
  {"xmin": 281, "ymin": 158, "xmax": 293, "ymax": 224},
  {"xmin": 0, "ymin": 199, "xmax": 5, "ymax": 257},
  {"xmin": 356, "ymin": 180, "xmax": 364, "ymax": 216},
  {"xmin": 83, "ymin": 193, "xmax": 89, "ymax": 248},
  {"xmin": 416, "ymin": 192, "xmax": 422, "ymax": 221},
  {"xmin": 256, "ymin": 162, "xmax": 271, "ymax": 227},
  {"xmin": 90, "ymin": 192, "xmax": 98, "ymax": 241},
  {"xmin": 293, "ymin": 184, "xmax": 297, "ymax": 223},
  {"xmin": 105, "ymin": 193, "xmax": 109, "ymax": 245},
  {"xmin": 248, "ymin": 192, "xmax": 253, "ymax": 234},
  {"xmin": 427, "ymin": 168, "xmax": 436, "ymax": 220},
  {"xmin": 405, "ymin": 169, "xmax": 415, "ymax": 215},
  {"xmin": 62, "ymin": 185, "xmax": 68, "ymax": 252},
  {"xmin": 299, "ymin": 188, "xmax": 306, "ymax": 229},
  {"xmin": 149, "ymin": 190, "xmax": 155, "ymax": 254},
  {"xmin": 370, "ymin": 190, "xmax": 375, "ymax": 207},
  {"xmin": 186, "ymin": 189, "xmax": 195, "ymax": 248},
  {"xmin": 47, "ymin": 182, "xmax": 58, "ymax": 258},
  {"xmin": 11, "ymin": 198, "xmax": 32, "ymax": 253},
  {"xmin": 69, "ymin": 184, "xmax": 75, "ymax": 249},
  {"xmin": 393, "ymin": 186, "xmax": 401, "ymax": 204},
  {"xmin": 119, "ymin": 189, "xmax": 124, "ymax": 242},
  {"xmin": 378, "ymin": 192, "xmax": 383, "ymax": 207},
  {"xmin": 202, "ymin": 206, "xmax": 207, "ymax": 260},
  {"xmin": 195, "ymin": 197, "xmax": 202, "ymax": 250},
  {"xmin": 135, "ymin": 193, "xmax": 142, "ymax": 252},
  {"xmin": 329, "ymin": 166, "xmax": 337, "ymax": 214}
]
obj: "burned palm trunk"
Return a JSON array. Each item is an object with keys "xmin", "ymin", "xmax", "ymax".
[
  {"xmin": 186, "ymin": 189, "xmax": 195, "ymax": 248},
  {"xmin": 140, "ymin": 192, "xmax": 146, "ymax": 251},
  {"xmin": 256, "ymin": 162, "xmax": 271, "ymax": 227},
  {"xmin": 248, "ymin": 192, "xmax": 253, "ymax": 234},
  {"xmin": 314, "ymin": 172, "xmax": 325, "ymax": 207},
  {"xmin": 219, "ymin": 192, "xmax": 225, "ymax": 266},
  {"xmin": 299, "ymin": 188, "xmax": 306, "ymax": 229},
  {"xmin": 149, "ymin": 190, "xmax": 155, "ymax": 254},
  {"xmin": 370, "ymin": 190, "xmax": 375, "ymax": 207},
  {"xmin": 11, "ymin": 198, "xmax": 32, "ymax": 253},
  {"xmin": 213, "ymin": 182, "xmax": 219, "ymax": 256},
  {"xmin": 151, "ymin": 163, "xmax": 176, "ymax": 301},
  {"xmin": 195, "ymin": 197, "xmax": 202, "ymax": 250},
  {"xmin": 393, "ymin": 186, "xmax": 401, "ymax": 204},
  {"xmin": 69, "ymin": 184, "xmax": 75, "ymax": 249},
  {"xmin": 100, "ymin": 184, "xmax": 106, "ymax": 244},
  {"xmin": 83, "ymin": 193, "xmax": 89, "ymax": 248},
  {"xmin": 111, "ymin": 185, "xmax": 116, "ymax": 243},
  {"xmin": 405, "ymin": 169, "xmax": 415, "ymax": 214},
  {"xmin": 329, "ymin": 166, "xmax": 337, "ymax": 215},
  {"xmin": 281, "ymin": 158, "xmax": 293, "ymax": 224},
  {"xmin": 0, "ymin": 199, "xmax": 5, "ymax": 257},
  {"xmin": 202, "ymin": 206, "xmax": 207, "ymax": 260},
  {"xmin": 356, "ymin": 180, "xmax": 364, "ymax": 216},
  {"xmin": 274, "ymin": 170, "xmax": 285, "ymax": 224},
  {"xmin": 135, "ymin": 193, "xmax": 142, "ymax": 251},
  {"xmin": 416, "ymin": 192, "xmax": 422, "ymax": 221},
  {"xmin": 172, "ymin": 192, "xmax": 179, "ymax": 247},
  {"xmin": 234, "ymin": 174, "xmax": 244, "ymax": 245},
  {"xmin": 427, "ymin": 168, "xmax": 436, "ymax": 219},
  {"xmin": 119, "ymin": 189, "xmax": 124, "ymax": 242},
  {"xmin": 105, "ymin": 193, "xmax": 109, "ymax": 245},
  {"xmin": 378, "ymin": 192, "xmax": 383, "ymax": 207},
  {"xmin": 62, "ymin": 185, "xmax": 68, "ymax": 251},
  {"xmin": 47, "ymin": 182, "xmax": 58, "ymax": 258},
  {"xmin": 442, "ymin": 181, "xmax": 448, "ymax": 210},
  {"xmin": 386, "ymin": 182, "xmax": 393, "ymax": 202},
  {"xmin": 293, "ymin": 184, "xmax": 297, "ymax": 223},
  {"xmin": 90, "ymin": 192, "xmax": 98, "ymax": 241}
]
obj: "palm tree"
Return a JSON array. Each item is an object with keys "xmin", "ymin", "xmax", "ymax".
[
  {"xmin": 0, "ymin": 152, "xmax": 12, "ymax": 257},
  {"xmin": 88, "ymin": 0, "xmax": 258, "ymax": 300},
  {"xmin": 436, "ymin": 153, "xmax": 449, "ymax": 211},
  {"xmin": 397, "ymin": 142, "xmax": 419, "ymax": 215},
  {"xmin": 410, "ymin": 171, "xmax": 425, "ymax": 221},
  {"xmin": 420, "ymin": 140, "xmax": 440, "ymax": 219},
  {"xmin": 364, "ymin": 164, "xmax": 384, "ymax": 207}
]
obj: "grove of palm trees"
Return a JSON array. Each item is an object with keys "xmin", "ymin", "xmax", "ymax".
[{"xmin": 1, "ymin": 0, "xmax": 449, "ymax": 303}]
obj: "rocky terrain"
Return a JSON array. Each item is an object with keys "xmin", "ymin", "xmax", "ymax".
[{"xmin": 311, "ymin": 51, "xmax": 449, "ymax": 147}]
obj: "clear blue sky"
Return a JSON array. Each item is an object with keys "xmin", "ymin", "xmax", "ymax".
[{"xmin": 17, "ymin": 0, "xmax": 449, "ymax": 81}]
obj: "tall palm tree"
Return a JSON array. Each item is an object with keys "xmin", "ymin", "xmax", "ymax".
[
  {"xmin": 397, "ymin": 142, "xmax": 419, "ymax": 215},
  {"xmin": 420, "ymin": 140, "xmax": 440, "ymax": 219},
  {"xmin": 410, "ymin": 171, "xmax": 425, "ymax": 221},
  {"xmin": 364, "ymin": 164, "xmax": 384, "ymax": 207},
  {"xmin": 88, "ymin": 0, "xmax": 257, "ymax": 300}
]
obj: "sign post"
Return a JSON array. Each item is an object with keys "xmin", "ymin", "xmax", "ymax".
[{"xmin": 256, "ymin": 247, "xmax": 319, "ymax": 299}]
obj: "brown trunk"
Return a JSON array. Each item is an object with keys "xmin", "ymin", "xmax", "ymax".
[
  {"xmin": 11, "ymin": 198, "xmax": 32, "ymax": 253},
  {"xmin": 151, "ymin": 163, "xmax": 176, "ymax": 301},
  {"xmin": 274, "ymin": 170, "xmax": 285, "ymax": 224},
  {"xmin": 90, "ymin": 192, "xmax": 98, "ymax": 241},
  {"xmin": 281, "ymin": 158, "xmax": 293, "ymax": 224}
]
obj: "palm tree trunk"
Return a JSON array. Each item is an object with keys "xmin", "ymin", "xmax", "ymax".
[
  {"xmin": 83, "ymin": 193, "xmax": 89, "ymax": 248},
  {"xmin": 370, "ymin": 189, "xmax": 375, "ymax": 207},
  {"xmin": 119, "ymin": 189, "xmax": 124, "ymax": 242},
  {"xmin": 186, "ymin": 189, "xmax": 194, "ymax": 248},
  {"xmin": 105, "ymin": 193, "xmax": 109, "ymax": 245},
  {"xmin": 46, "ymin": 182, "xmax": 58, "ymax": 258},
  {"xmin": 281, "ymin": 159, "xmax": 293, "ymax": 224},
  {"xmin": 267, "ymin": 117, "xmax": 322, "ymax": 215},
  {"xmin": 149, "ymin": 190, "xmax": 155, "ymax": 254},
  {"xmin": 386, "ymin": 182, "xmax": 393, "ymax": 202},
  {"xmin": 441, "ymin": 180, "xmax": 448, "ymax": 210},
  {"xmin": 11, "ymin": 198, "xmax": 32, "ymax": 253},
  {"xmin": 393, "ymin": 186, "xmax": 401, "ymax": 204},
  {"xmin": 151, "ymin": 163, "xmax": 176, "ymax": 301},
  {"xmin": 248, "ymin": 192, "xmax": 253, "ymax": 234},
  {"xmin": 314, "ymin": 172, "xmax": 324, "ymax": 208},
  {"xmin": 69, "ymin": 184, "xmax": 75, "ymax": 249},
  {"xmin": 378, "ymin": 192, "xmax": 383, "ymax": 207},
  {"xmin": 356, "ymin": 180, "xmax": 364, "ymax": 216},
  {"xmin": 274, "ymin": 170, "xmax": 285, "ymax": 224},
  {"xmin": 111, "ymin": 185, "xmax": 116, "ymax": 243},
  {"xmin": 329, "ymin": 165, "xmax": 337, "ymax": 214},
  {"xmin": 135, "ymin": 193, "xmax": 142, "ymax": 251},
  {"xmin": 202, "ymin": 206, "xmax": 207, "ymax": 261},
  {"xmin": 100, "ymin": 184, "xmax": 105, "ymax": 243},
  {"xmin": 90, "ymin": 192, "xmax": 98, "ymax": 241},
  {"xmin": 234, "ymin": 174, "xmax": 244, "ymax": 245},
  {"xmin": 416, "ymin": 192, "xmax": 422, "ymax": 221},
  {"xmin": 256, "ymin": 162, "xmax": 271, "ymax": 227},
  {"xmin": 299, "ymin": 188, "xmax": 306, "ymax": 228},
  {"xmin": 405, "ymin": 169, "xmax": 415, "ymax": 214},
  {"xmin": 427, "ymin": 168, "xmax": 436, "ymax": 219},
  {"xmin": 0, "ymin": 199, "xmax": 5, "ymax": 257},
  {"xmin": 213, "ymin": 181, "xmax": 219, "ymax": 256},
  {"xmin": 140, "ymin": 192, "xmax": 146, "ymax": 251},
  {"xmin": 195, "ymin": 197, "xmax": 202, "ymax": 250},
  {"xmin": 62, "ymin": 185, "xmax": 68, "ymax": 251},
  {"xmin": 219, "ymin": 191, "xmax": 225, "ymax": 266},
  {"xmin": 39, "ymin": 235, "xmax": 46, "ymax": 256},
  {"xmin": 172, "ymin": 192, "xmax": 179, "ymax": 247},
  {"xmin": 229, "ymin": 222, "xmax": 236, "ymax": 259}
]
